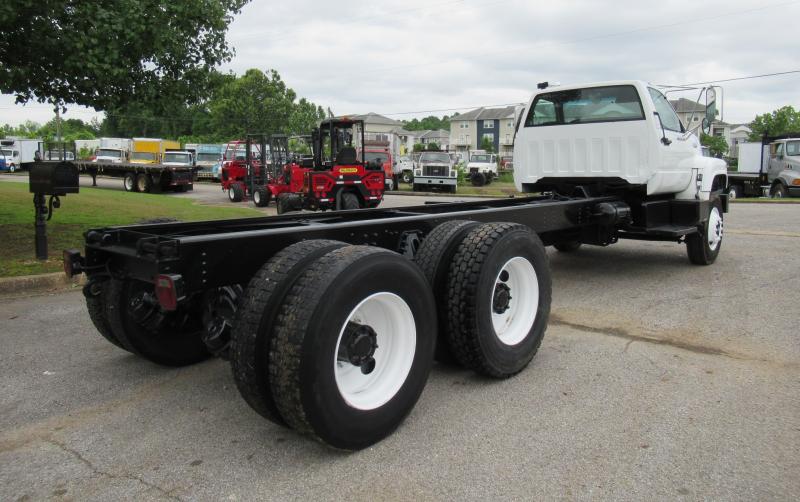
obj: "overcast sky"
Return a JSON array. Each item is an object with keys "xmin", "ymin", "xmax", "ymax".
[{"xmin": 2, "ymin": 0, "xmax": 798, "ymax": 127}]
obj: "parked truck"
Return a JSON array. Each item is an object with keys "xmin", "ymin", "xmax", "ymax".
[
  {"xmin": 65, "ymin": 80, "xmax": 727, "ymax": 451},
  {"xmin": 188, "ymin": 144, "xmax": 224, "ymax": 180},
  {"xmin": 727, "ymin": 135, "xmax": 800, "ymax": 198},
  {"xmin": 0, "ymin": 138, "xmax": 42, "ymax": 172},
  {"xmin": 466, "ymin": 150, "xmax": 498, "ymax": 186},
  {"xmin": 130, "ymin": 138, "xmax": 180, "ymax": 164},
  {"xmin": 413, "ymin": 150, "xmax": 458, "ymax": 192},
  {"xmin": 92, "ymin": 138, "xmax": 131, "ymax": 163}
]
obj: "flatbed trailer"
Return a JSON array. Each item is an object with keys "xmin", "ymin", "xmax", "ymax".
[{"xmin": 72, "ymin": 161, "xmax": 194, "ymax": 193}]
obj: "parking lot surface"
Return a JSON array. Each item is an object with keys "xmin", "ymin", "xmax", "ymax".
[{"xmin": 1, "ymin": 199, "xmax": 798, "ymax": 501}]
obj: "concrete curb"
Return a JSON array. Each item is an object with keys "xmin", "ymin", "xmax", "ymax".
[{"xmin": 0, "ymin": 272, "xmax": 86, "ymax": 299}]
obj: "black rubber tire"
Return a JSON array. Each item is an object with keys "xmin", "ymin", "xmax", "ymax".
[
  {"xmin": 402, "ymin": 171, "xmax": 412, "ymax": 184},
  {"xmin": 449, "ymin": 185, "xmax": 457, "ymax": 194},
  {"xmin": 771, "ymin": 183, "xmax": 788, "ymax": 198},
  {"xmin": 554, "ymin": 241, "xmax": 582, "ymax": 253},
  {"xmin": 253, "ymin": 187, "xmax": 271, "ymax": 207},
  {"xmin": 135, "ymin": 173, "xmax": 152, "ymax": 193},
  {"xmin": 123, "ymin": 173, "xmax": 137, "ymax": 192},
  {"xmin": 231, "ymin": 240, "xmax": 348, "ymax": 426},
  {"xmin": 471, "ymin": 172, "xmax": 486, "ymax": 187},
  {"xmin": 413, "ymin": 183, "xmax": 423, "ymax": 192},
  {"xmin": 339, "ymin": 191, "xmax": 360, "ymax": 210},
  {"xmin": 175, "ymin": 184, "xmax": 189, "ymax": 193},
  {"xmin": 104, "ymin": 278, "xmax": 210, "ymax": 366},
  {"xmin": 485, "ymin": 173, "xmax": 493, "ymax": 185},
  {"xmin": 728, "ymin": 185, "xmax": 741, "ymax": 200},
  {"xmin": 276, "ymin": 193, "xmax": 291, "ymax": 214},
  {"xmin": 686, "ymin": 198, "xmax": 723, "ymax": 265},
  {"xmin": 229, "ymin": 184, "xmax": 244, "ymax": 202},
  {"xmin": 446, "ymin": 222, "xmax": 552, "ymax": 378},
  {"xmin": 414, "ymin": 220, "xmax": 480, "ymax": 363},
  {"xmin": 83, "ymin": 280, "xmax": 127, "ymax": 351},
  {"xmin": 269, "ymin": 246, "xmax": 437, "ymax": 450}
]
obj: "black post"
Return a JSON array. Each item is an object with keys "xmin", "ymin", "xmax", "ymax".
[{"xmin": 33, "ymin": 193, "xmax": 48, "ymax": 260}]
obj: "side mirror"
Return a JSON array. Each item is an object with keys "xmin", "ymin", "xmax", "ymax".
[
  {"xmin": 653, "ymin": 112, "xmax": 672, "ymax": 146},
  {"xmin": 705, "ymin": 88, "xmax": 717, "ymax": 126}
]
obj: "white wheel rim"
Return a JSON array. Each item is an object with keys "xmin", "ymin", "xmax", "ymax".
[
  {"xmin": 254, "ymin": 191, "xmax": 260, "ymax": 204},
  {"xmin": 491, "ymin": 257, "xmax": 539, "ymax": 346},
  {"xmin": 729, "ymin": 188, "xmax": 737, "ymax": 199},
  {"xmin": 334, "ymin": 292, "xmax": 416, "ymax": 411},
  {"xmin": 125, "ymin": 177, "xmax": 132, "ymax": 190},
  {"xmin": 228, "ymin": 188, "xmax": 235, "ymax": 200},
  {"xmin": 707, "ymin": 207, "xmax": 723, "ymax": 251}
]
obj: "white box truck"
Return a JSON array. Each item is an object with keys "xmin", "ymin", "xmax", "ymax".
[{"xmin": 0, "ymin": 138, "xmax": 42, "ymax": 172}]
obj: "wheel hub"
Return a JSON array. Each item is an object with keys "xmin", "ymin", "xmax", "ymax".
[
  {"xmin": 493, "ymin": 283, "xmax": 512, "ymax": 314},
  {"xmin": 338, "ymin": 322, "xmax": 379, "ymax": 374}
]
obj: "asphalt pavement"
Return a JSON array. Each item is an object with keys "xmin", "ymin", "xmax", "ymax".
[{"xmin": 0, "ymin": 185, "xmax": 798, "ymax": 500}]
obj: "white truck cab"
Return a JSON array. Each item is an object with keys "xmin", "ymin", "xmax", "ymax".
[
  {"xmin": 514, "ymin": 80, "xmax": 727, "ymax": 201},
  {"xmin": 467, "ymin": 151, "xmax": 497, "ymax": 186},
  {"xmin": 163, "ymin": 150, "xmax": 195, "ymax": 167}
]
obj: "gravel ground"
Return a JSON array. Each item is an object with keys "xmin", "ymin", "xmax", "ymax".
[{"xmin": 0, "ymin": 193, "xmax": 798, "ymax": 501}]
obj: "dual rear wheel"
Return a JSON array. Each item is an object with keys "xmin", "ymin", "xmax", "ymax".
[{"xmin": 83, "ymin": 221, "xmax": 551, "ymax": 449}]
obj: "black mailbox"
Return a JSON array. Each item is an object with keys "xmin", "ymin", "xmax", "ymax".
[{"xmin": 29, "ymin": 161, "xmax": 79, "ymax": 195}]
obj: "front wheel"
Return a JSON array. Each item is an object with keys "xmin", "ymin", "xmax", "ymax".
[
  {"xmin": 686, "ymin": 199, "xmax": 723, "ymax": 265},
  {"xmin": 402, "ymin": 171, "xmax": 412, "ymax": 184},
  {"xmin": 123, "ymin": 173, "xmax": 136, "ymax": 192},
  {"xmin": 771, "ymin": 184, "xmax": 788, "ymax": 198},
  {"xmin": 253, "ymin": 187, "xmax": 270, "ymax": 207},
  {"xmin": 728, "ymin": 185, "xmax": 741, "ymax": 200},
  {"xmin": 228, "ymin": 184, "xmax": 244, "ymax": 202},
  {"xmin": 269, "ymin": 246, "xmax": 436, "ymax": 450}
]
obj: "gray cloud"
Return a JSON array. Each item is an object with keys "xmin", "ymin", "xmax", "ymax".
[{"xmin": 1, "ymin": 0, "xmax": 798, "ymax": 126}]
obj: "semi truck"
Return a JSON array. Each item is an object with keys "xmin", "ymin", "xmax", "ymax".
[
  {"xmin": 0, "ymin": 138, "xmax": 42, "ymax": 172},
  {"xmin": 727, "ymin": 135, "xmax": 800, "ymax": 198},
  {"xmin": 65, "ymin": 80, "xmax": 727, "ymax": 451}
]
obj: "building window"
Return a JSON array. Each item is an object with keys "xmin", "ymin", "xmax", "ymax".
[
  {"xmin": 483, "ymin": 133, "xmax": 494, "ymax": 142},
  {"xmin": 693, "ymin": 117, "xmax": 699, "ymax": 121},
  {"xmin": 483, "ymin": 121, "xmax": 494, "ymax": 129},
  {"xmin": 507, "ymin": 121, "xmax": 513, "ymax": 128}
]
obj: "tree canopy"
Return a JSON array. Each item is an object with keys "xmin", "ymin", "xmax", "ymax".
[
  {"xmin": 403, "ymin": 115, "xmax": 452, "ymax": 132},
  {"xmin": 0, "ymin": 0, "xmax": 249, "ymax": 110},
  {"xmin": 700, "ymin": 133, "xmax": 728, "ymax": 157},
  {"xmin": 749, "ymin": 106, "xmax": 800, "ymax": 140}
]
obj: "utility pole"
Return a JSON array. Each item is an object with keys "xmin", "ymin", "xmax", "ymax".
[{"xmin": 54, "ymin": 105, "xmax": 62, "ymax": 142}]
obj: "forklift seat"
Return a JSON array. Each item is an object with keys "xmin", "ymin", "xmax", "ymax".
[{"xmin": 336, "ymin": 146, "xmax": 357, "ymax": 165}]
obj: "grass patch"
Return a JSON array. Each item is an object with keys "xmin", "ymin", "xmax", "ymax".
[{"xmin": 0, "ymin": 182, "xmax": 262, "ymax": 277}]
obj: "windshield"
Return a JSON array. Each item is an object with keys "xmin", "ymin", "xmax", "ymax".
[
  {"xmin": 786, "ymin": 141, "xmax": 800, "ymax": 156},
  {"xmin": 196, "ymin": 152, "xmax": 220, "ymax": 162},
  {"xmin": 419, "ymin": 152, "xmax": 450, "ymax": 163},
  {"xmin": 0, "ymin": 149, "xmax": 13, "ymax": 158},
  {"xmin": 365, "ymin": 152, "xmax": 388, "ymax": 164},
  {"xmin": 164, "ymin": 153, "xmax": 190, "ymax": 163},
  {"xmin": 470, "ymin": 154, "xmax": 492, "ymax": 163},
  {"xmin": 132, "ymin": 152, "xmax": 156, "ymax": 161},
  {"xmin": 97, "ymin": 148, "xmax": 122, "ymax": 158},
  {"xmin": 525, "ymin": 85, "xmax": 645, "ymax": 127}
]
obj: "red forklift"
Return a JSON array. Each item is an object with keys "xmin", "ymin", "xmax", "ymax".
[
  {"xmin": 263, "ymin": 118, "xmax": 386, "ymax": 213},
  {"xmin": 219, "ymin": 135, "xmax": 269, "ymax": 203}
]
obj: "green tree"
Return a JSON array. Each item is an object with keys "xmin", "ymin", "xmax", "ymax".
[
  {"xmin": 403, "ymin": 115, "xmax": 451, "ymax": 131},
  {"xmin": 749, "ymin": 106, "xmax": 800, "ymax": 140},
  {"xmin": 0, "ymin": 0, "xmax": 248, "ymax": 111},
  {"xmin": 413, "ymin": 143, "xmax": 425, "ymax": 152},
  {"xmin": 700, "ymin": 133, "xmax": 728, "ymax": 157},
  {"xmin": 287, "ymin": 98, "xmax": 327, "ymax": 136},
  {"xmin": 480, "ymin": 136, "xmax": 495, "ymax": 153},
  {"xmin": 425, "ymin": 142, "xmax": 440, "ymax": 151}
]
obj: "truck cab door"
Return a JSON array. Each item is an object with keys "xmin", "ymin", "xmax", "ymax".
[
  {"xmin": 768, "ymin": 143, "xmax": 784, "ymax": 181},
  {"xmin": 648, "ymin": 88, "xmax": 697, "ymax": 194}
]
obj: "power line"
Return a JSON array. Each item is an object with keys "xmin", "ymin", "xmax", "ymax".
[{"xmin": 657, "ymin": 70, "xmax": 800, "ymax": 88}]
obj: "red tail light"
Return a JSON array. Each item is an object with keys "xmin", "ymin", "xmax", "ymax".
[{"xmin": 154, "ymin": 274, "xmax": 183, "ymax": 311}]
